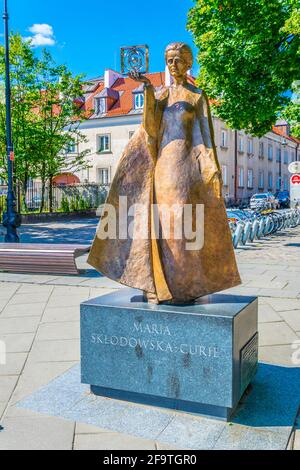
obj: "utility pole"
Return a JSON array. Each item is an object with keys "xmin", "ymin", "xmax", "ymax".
[
  {"xmin": 234, "ymin": 129, "xmax": 238, "ymax": 205},
  {"xmin": 2, "ymin": 0, "xmax": 20, "ymax": 242},
  {"xmin": 280, "ymin": 138, "xmax": 287, "ymax": 192}
]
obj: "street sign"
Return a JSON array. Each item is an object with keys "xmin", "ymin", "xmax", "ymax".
[
  {"xmin": 290, "ymin": 173, "xmax": 300, "ymax": 208},
  {"xmin": 291, "ymin": 174, "xmax": 300, "ymax": 185},
  {"xmin": 288, "ymin": 161, "xmax": 300, "ymax": 174}
]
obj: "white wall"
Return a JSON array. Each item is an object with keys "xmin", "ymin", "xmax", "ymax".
[
  {"xmin": 76, "ymin": 115, "xmax": 141, "ymax": 183},
  {"xmin": 76, "ymin": 114, "xmax": 297, "ymax": 201}
]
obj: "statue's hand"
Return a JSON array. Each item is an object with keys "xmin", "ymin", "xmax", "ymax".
[{"xmin": 128, "ymin": 71, "xmax": 151, "ymax": 85}]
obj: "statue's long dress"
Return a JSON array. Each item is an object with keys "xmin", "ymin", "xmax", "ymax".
[{"xmin": 88, "ymin": 83, "xmax": 241, "ymax": 302}]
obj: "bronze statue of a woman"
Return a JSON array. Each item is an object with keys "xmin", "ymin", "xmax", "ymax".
[{"xmin": 88, "ymin": 42, "xmax": 241, "ymax": 304}]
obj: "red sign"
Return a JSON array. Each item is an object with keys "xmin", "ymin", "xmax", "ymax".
[
  {"xmin": 291, "ymin": 174, "xmax": 300, "ymax": 185},
  {"xmin": 9, "ymin": 151, "xmax": 14, "ymax": 161}
]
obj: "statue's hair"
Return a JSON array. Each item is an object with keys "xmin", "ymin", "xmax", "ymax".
[{"xmin": 164, "ymin": 42, "xmax": 193, "ymax": 69}]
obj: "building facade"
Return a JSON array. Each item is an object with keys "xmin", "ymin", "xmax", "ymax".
[
  {"xmin": 71, "ymin": 69, "xmax": 299, "ymax": 204},
  {"xmin": 213, "ymin": 119, "xmax": 299, "ymax": 204}
]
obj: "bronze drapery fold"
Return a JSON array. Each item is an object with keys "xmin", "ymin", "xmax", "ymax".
[{"xmin": 88, "ymin": 81, "xmax": 241, "ymax": 303}]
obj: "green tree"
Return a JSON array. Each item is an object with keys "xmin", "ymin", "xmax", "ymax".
[
  {"xmin": 0, "ymin": 34, "xmax": 40, "ymax": 199},
  {"xmin": 282, "ymin": 82, "xmax": 300, "ymax": 139},
  {"xmin": 0, "ymin": 34, "xmax": 91, "ymax": 212},
  {"xmin": 31, "ymin": 49, "xmax": 90, "ymax": 212},
  {"xmin": 187, "ymin": 0, "xmax": 300, "ymax": 136}
]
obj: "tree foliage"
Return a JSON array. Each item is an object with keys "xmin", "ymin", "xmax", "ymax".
[
  {"xmin": 187, "ymin": 0, "xmax": 300, "ymax": 136},
  {"xmin": 282, "ymin": 81, "xmax": 300, "ymax": 138},
  {"xmin": 0, "ymin": 35, "xmax": 39, "ymax": 185},
  {"xmin": 0, "ymin": 34, "xmax": 90, "ymax": 210}
]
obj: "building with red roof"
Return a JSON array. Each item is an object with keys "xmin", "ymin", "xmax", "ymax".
[{"xmin": 68, "ymin": 68, "xmax": 299, "ymax": 203}]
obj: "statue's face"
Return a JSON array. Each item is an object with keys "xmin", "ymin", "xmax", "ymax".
[{"xmin": 166, "ymin": 49, "xmax": 189, "ymax": 79}]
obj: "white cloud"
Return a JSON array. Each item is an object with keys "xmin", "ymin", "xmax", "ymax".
[
  {"xmin": 27, "ymin": 33, "xmax": 55, "ymax": 47},
  {"xmin": 25, "ymin": 23, "xmax": 56, "ymax": 47},
  {"xmin": 29, "ymin": 24, "xmax": 54, "ymax": 37}
]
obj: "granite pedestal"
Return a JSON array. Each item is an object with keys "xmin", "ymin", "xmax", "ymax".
[{"xmin": 80, "ymin": 288, "xmax": 258, "ymax": 421}]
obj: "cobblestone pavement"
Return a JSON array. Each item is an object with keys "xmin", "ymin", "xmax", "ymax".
[{"xmin": 0, "ymin": 225, "xmax": 299, "ymax": 449}]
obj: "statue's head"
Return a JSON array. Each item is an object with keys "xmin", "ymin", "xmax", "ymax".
[{"xmin": 165, "ymin": 42, "xmax": 193, "ymax": 80}]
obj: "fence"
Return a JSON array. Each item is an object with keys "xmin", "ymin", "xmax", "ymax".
[
  {"xmin": 0, "ymin": 187, "xmax": 7, "ymax": 218},
  {"xmin": 0, "ymin": 185, "xmax": 253, "ymax": 216},
  {"xmin": 0, "ymin": 182, "xmax": 110, "ymax": 218}
]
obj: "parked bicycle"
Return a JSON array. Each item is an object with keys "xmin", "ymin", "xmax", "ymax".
[{"xmin": 227, "ymin": 203, "xmax": 300, "ymax": 248}]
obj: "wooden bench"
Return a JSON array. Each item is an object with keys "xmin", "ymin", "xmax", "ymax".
[{"xmin": 0, "ymin": 244, "xmax": 91, "ymax": 275}]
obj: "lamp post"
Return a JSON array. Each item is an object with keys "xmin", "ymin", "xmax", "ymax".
[
  {"xmin": 2, "ymin": 0, "xmax": 20, "ymax": 242},
  {"xmin": 280, "ymin": 138, "xmax": 287, "ymax": 192},
  {"xmin": 234, "ymin": 129, "xmax": 238, "ymax": 205}
]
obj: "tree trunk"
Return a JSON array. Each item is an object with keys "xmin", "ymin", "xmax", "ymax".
[
  {"xmin": 49, "ymin": 176, "xmax": 53, "ymax": 213},
  {"xmin": 40, "ymin": 178, "xmax": 45, "ymax": 213},
  {"xmin": 20, "ymin": 177, "xmax": 28, "ymax": 212},
  {"xmin": 39, "ymin": 161, "xmax": 46, "ymax": 213}
]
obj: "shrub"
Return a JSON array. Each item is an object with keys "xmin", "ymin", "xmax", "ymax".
[
  {"xmin": 69, "ymin": 197, "xmax": 76, "ymax": 212},
  {"xmin": 60, "ymin": 195, "xmax": 70, "ymax": 213},
  {"xmin": 79, "ymin": 195, "xmax": 86, "ymax": 211}
]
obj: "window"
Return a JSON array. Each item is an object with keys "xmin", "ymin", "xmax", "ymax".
[
  {"xmin": 268, "ymin": 144, "xmax": 273, "ymax": 161},
  {"xmin": 284, "ymin": 150, "xmax": 289, "ymax": 164},
  {"xmin": 276, "ymin": 174, "xmax": 281, "ymax": 191},
  {"xmin": 247, "ymin": 169, "xmax": 254, "ymax": 188},
  {"xmin": 129, "ymin": 131, "xmax": 135, "ymax": 140},
  {"xmin": 221, "ymin": 130, "xmax": 228, "ymax": 148},
  {"xmin": 283, "ymin": 175, "xmax": 289, "ymax": 191},
  {"xmin": 247, "ymin": 139, "xmax": 253, "ymax": 155},
  {"xmin": 221, "ymin": 165, "xmax": 228, "ymax": 186},
  {"xmin": 276, "ymin": 147, "xmax": 281, "ymax": 162},
  {"xmin": 95, "ymin": 98, "xmax": 106, "ymax": 115},
  {"xmin": 268, "ymin": 172, "xmax": 273, "ymax": 190},
  {"xmin": 98, "ymin": 168, "xmax": 110, "ymax": 185},
  {"xmin": 66, "ymin": 140, "xmax": 76, "ymax": 154},
  {"xmin": 238, "ymin": 136, "xmax": 244, "ymax": 153},
  {"xmin": 97, "ymin": 134, "xmax": 111, "ymax": 153},
  {"xmin": 238, "ymin": 167, "xmax": 244, "ymax": 187},
  {"xmin": 258, "ymin": 171, "xmax": 264, "ymax": 190},
  {"xmin": 259, "ymin": 141, "xmax": 264, "ymax": 158},
  {"xmin": 134, "ymin": 93, "xmax": 144, "ymax": 110}
]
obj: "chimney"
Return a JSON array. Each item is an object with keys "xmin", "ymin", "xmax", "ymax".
[
  {"xmin": 274, "ymin": 120, "xmax": 291, "ymax": 137},
  {"xmin": 104, "ymin": 69, "xmax": 123, "ymax": 89}
]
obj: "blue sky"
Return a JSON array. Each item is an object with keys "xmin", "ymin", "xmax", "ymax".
[{"xmin": 4, "ymin": 0, "xmax": 197, "ymax": 79}]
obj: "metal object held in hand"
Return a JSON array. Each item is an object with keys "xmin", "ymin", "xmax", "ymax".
[{"xmin": 121, "ymin": 45, "xmax": 149, "ymax": 75}]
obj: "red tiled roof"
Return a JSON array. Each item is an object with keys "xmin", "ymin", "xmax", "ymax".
[
  {"xmin": 272, "ymin": 126, "xmax": 300, "ymax": 145},
  {"xmin": 83, "ymin": 71, "xmax": 195, "ymax": 119},
  {"xmin": 82, "ymin": 74, "xmax": 300, "ymax": 145}
]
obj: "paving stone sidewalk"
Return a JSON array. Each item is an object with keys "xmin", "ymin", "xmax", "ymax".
[{"xmin": 0, "ymin": 225, "xmax": 300, "ymax": 449}]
